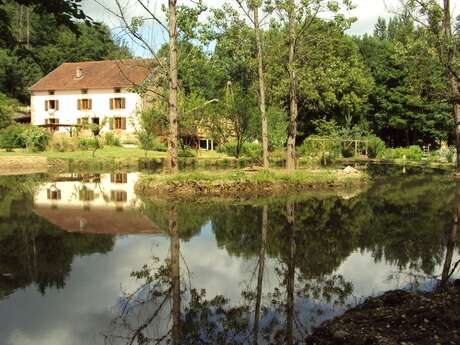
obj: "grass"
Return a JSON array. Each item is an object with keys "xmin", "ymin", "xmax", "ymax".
[
  {"xmin": 142, "ymin": 168, "xmax": 365, "ymax": 184},
  {"xmin": 0, "ymin": 146, "xmax": 230, "ymax": 160}
]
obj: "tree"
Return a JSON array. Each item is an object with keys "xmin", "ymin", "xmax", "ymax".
[
  {"xmin": 235, "ymin": 0, "xmax": 272, "ymax": 168},
  {"xmin": 399, "ymin": 0, "xmax": 460, "ymax": 170},
  {"xmin": 0, "ymin": 92, "xmax": 15, "ymax": 128},
  {"xmin": 274, "ymin": 0, "xmax": 356, "ymax": 169},
  {"xmin": 0, "ymin": 0, "xmax": 93, "ymax": 48}
]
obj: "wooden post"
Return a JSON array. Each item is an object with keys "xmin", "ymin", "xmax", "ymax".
[{"xmin": 354, "ymin": 140, "xmax": 358, "ymax": 157}]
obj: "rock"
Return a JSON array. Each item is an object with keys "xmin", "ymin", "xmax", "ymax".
[
  {"xmin": 333, "ymin": 330, "xmax": 350, "ymax": 340},
  {"xmin": 338, "ymin": 166, "xmax": 361, "ymax": 176}
]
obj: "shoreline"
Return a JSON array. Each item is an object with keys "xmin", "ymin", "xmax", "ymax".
[{"xmin": 306, "ymin": 283, "xmax": 460, "ymax": 345}]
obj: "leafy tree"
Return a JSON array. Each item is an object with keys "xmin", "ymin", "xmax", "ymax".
[{"xmin": 0, "ymin": 92, "xmax": 15, "ymax": 128}]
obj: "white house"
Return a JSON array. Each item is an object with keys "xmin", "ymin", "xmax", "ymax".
[
  {"xmin": 30, "ymin": 59, "xmax": 152, "ymax": 135},
  {"xmin": 33, "ymin": 172, "xmax": 163, "ymax": 234}
]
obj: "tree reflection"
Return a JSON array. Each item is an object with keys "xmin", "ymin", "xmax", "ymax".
[
  {"xmin": 440, "ymin": 178, "xmax": 460, "ymax": 287},
  {"xmin": 0, "ymin": 175, "xmax": 114, "ymax": 298}
]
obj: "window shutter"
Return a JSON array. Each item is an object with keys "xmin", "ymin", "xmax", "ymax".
[
  {"xmin": 45, "ymin": 100, "xmax": 48, "ymax": 111},
  {"xmin": 55, "ymin": 100, "xmax": 59, "ymax": 110},
  {"xmin": 109, "ymin": 118, "xmax": 113, "ymax": 130},
  {"xmin": 77, "ymin": 99, "xmax": 81, "ymax": 110},
  {"xmin": 56, "ymin": 119, "xmax": 60, "ymax": 124},
  {"xmin": 88, "ymin": 99, "xmax": 92, "ymax": 110},
  {"xmin": 122, "ymin": 117, "xmax": 126, "ymax": 130},
  {"xmin": 45, "ymin": 119, "xmax": 49, "ymax": 125},
  {"xmin": 121, "ymin": 98, "xmax": 126, "ymax": 109},
  {"xmin": 110, "ymin": 98, "xmax": 114, "ymax": 110}
]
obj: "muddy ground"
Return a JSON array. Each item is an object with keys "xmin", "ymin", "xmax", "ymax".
[{"xmin": 306, "ymin": 282, "xmax": 460, "ymax": 345}]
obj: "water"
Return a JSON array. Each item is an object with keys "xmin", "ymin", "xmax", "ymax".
[{"xmin": 0, "ymin": 166, "xmax": 458, "ymax": 345}]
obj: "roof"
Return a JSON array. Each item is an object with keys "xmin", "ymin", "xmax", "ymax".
[
  {"xmin": 33, "ymin": 206, "xmax": 163, "ymax": 235},
  {"xmin": 30, "ymin": 59, "xmax": 152, "ymax": 91}
]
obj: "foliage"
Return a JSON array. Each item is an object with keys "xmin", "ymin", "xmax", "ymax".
[
  {"xmin": 298, "ymin": 136, "xmax": 342, "ymax": 166},
  {"xmin": 18, "ymin": 125, "xmax": 50, "ymax": 151},
  {"xmin": 103, "ymin": 132, "xmax": 121, "ymax": 147},
  {"xmin": 48, "ymin": 135, "xmax": 77, "ymax": 152},
  {"xmin": 77, "ymin": 136, "xmax": 103, "ymax": 157},
  {"xmin": 138, "ymin": 131, "xmax": 167, "ymax": 153},
  {"xmin": 366, "ymin": 134, "xmax": 386, "ymax": 159},
  {"xmin": 217, "ymin": 141, "xmax": 261, "ymax": 159},
  {"xmin": 267, "ymin": 106, "xmax": 288, "ymax": 150},
  {"xmin": 0, "ymin": 91, "xmax": 15, "ymax": 129},
  {"xmin": 178, "ymin": 146, "xmax": 196, "ymax": 158},
  {"xmin": 379, "ymin": 145, "xmax": 424, "ymax": 161},
  {"xmin": 0, "ymin": 124, "xmax": 49, "ymax": 151}
]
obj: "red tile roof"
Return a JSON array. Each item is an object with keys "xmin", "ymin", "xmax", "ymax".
[{"xmin": 30, "ymin": 59, "xmax": 152, "ymax": 91}]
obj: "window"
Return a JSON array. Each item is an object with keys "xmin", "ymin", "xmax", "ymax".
[
  {"xmin": 111, "ymin": 173, "xmax": 128, "ymax": 184},
  {"xmin": 77, "ymin": 98, "xmax": 92, "ymax": 110},
  {"xmin": 48, "ymin": 90, "xmax": 54, "ymax": 95},
  {"xmin": 109, "ymin": 97, "xmax": 125, "ymax": 110},
  {"xmin": 45, "ymin": 100, "xmax": 59, "ymax": 111},
  {"xmin": 114, "ymin": 88, "xmax": 121, "ymax": 93},
  {"xmin": 47, "ymin": 189, "xmax": 61, "ymax": 200},
  {"xmin": 111, "ymin": 117, "xmax": 126, "ymax": 130},
  {"xmin": 77, "ymin": 117, "xmax": 89, "ymax": 126},
  {"xmin": 45, "ymin": 118, "xmax": 59, "ymax": 132},
  {"xmin": 79, "ymin": 188, "xmax": 95, "ymax": 201},
  {"xmin": 111, "ymin": 190, "xmax": 127, "ymax": 203},
  {"xmin": 81, "ymin": 89, "xmax": 88, "ymax": 94}
]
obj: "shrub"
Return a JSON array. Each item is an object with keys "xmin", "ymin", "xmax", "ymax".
[
  {"xmin": 366, "ymin": 134, "xmax": 386, "ymax": 159},
  {"xmin": 217, "ymin": 142, "xmax": 262, "ymax": 158},
  {"xmin": 178, "ymin": 146, "xmax": 196, "ymax": 158},
  {"xmin": 0, "ymin": 125, "xmax": 24, "ymax": 151},
  {"xmin": 379, "ymin": 145, "xmax": 423, "ymax": 161},
  {"xmin": 298, "ymin": 135, "xmax": 342, "ymax": 165},
  {"xmin": 138, "ymin": 131, "xmax": 167, "ymax": 152},
  {"xmin": 104, "ymin": 132, "xmax": 121, "ymax": 146},
  {"xmin": 48, "ymin": 136, "xmax": 77, "ymax": 152},
  {"xmin": 77, "ymin": 137, "xmax": 103, "ymax": 157},
  {"xmin": 18, "ymin": 125, "xmax": 51, "ymax": 152}
]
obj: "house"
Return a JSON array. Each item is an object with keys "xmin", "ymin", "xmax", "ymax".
[
  {"xmin": 29, "ymin": 59, "xmax": 152, "ymax": 135},
  {"xmin": 33, "ymin": 172, "xmax": 163, "ymax": 234}
]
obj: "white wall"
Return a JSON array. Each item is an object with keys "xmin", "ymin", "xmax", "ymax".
[
  {"xmin": 31, "ymin": 88, "xmax": 142, "ymax": 133},
  {"xmin": 34, "ymin": 172, "xmax": 142, "ymax": 210}
]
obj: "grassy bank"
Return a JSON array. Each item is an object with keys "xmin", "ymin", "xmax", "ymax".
[{"xmin": 136, "ymin": 168, "xmax": 367, "ymax": 201}]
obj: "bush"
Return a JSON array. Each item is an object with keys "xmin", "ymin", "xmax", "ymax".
[
  {"xmin": 298, "ymin": 135, "xmax": 342, "ymax": 165},
  {"xmin": 19, "ymin": 126, "xmax": 51, "ymax": 152},
  {"xmin": 48, "ymin": 136, "xmax": 77, "ymax": 152},
  {"xmin": 138, "ymin": 131, "xmax": 167, "ymax": 152},
  {"xmin": 217, "ymin": 142, "xmax": 262, "ymax": 158},
  {"xmin": 379, "ymin": 145, "xmax": 423, "ymax": 161},
  {"xmin": 366, "ymin": 134, "xmax": 386, "ymax": 159},
  {"xmin": 104, "ymin": 132, "xmax": 121, "ymax": 146},
  {"xmin": 178, "ymin": 146, "xmax": 196, "ymax": 158},
  {"xmin": 0, "ymin": 125, "xmax": 24, "ymax": 151}
]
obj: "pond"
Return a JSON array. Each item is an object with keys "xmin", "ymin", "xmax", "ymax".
[{"xmin": 0, "ymin": 165, "xmax": 458, "ymax": 345}]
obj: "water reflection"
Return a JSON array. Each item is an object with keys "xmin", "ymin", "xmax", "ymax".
[
  {"xmin": 0, "ymin": 168, "xmax": 458, "ymax": 345},
  {"xmin": 34, "ymin": 173, "xmax": 159, "ymax": 234}
]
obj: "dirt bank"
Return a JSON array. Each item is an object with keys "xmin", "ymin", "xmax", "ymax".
[
  {"xmin": 0, "ymin": 156, "xmax": 48, "ymax": 175},
  {"xmin": 306, "ymin": 283, "xmax": 460, "ymax": 345}
]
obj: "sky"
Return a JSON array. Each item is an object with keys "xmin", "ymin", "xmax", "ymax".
[{"xmin": 81, "ymin": 0, "xmax": 404, "ymax": 56}]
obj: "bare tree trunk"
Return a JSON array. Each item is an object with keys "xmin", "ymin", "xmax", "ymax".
[
  {"xmin": 253, "ymin": 6, "xmax": 269, "ymax": 169},
  {"xmin": 169, "ymin": 206, "xmax": 181, "ymax": 344},
  {"xmin": 167, "ymin": 0, "xmax": 179, "ymax": 173},
  {"xmin": 442, "ymin": 0, "xmax": 460, "ymax": 173},
  {"xmin": 286, "ymin": 201, "xmax": 296, "ymax": 345},
  {"xmin": 441, "ymin": 178, "xmax": 459, "ymax": 287},
  {"xmin": 253, "ymin": 206, "xmax": 268, "ymax": 345},
  {"xmin": 286, "ymin": 0, "xmax": 298, "ymax": 170}
]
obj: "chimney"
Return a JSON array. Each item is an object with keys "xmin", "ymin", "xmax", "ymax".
[{"xmin": 75, "ymin": 67, "xmax": 83, "ymax": 79}]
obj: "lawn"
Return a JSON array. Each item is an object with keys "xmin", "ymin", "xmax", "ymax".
[{"xmin": 0, "ymin": 146, "xmax": 229, "ymax": 160}]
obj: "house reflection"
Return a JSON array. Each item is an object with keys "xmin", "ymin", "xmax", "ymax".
[{"xmin": 33, "ymin": 173, "xmax": 161, "ymax": 235}]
